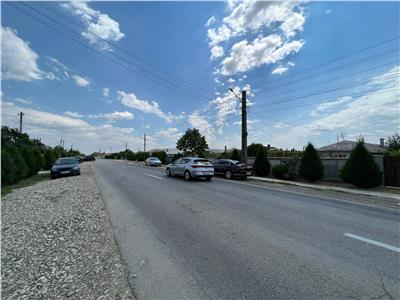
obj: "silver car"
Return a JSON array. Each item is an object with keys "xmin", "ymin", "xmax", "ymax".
[
  {"xmin": 166, "ymin": 157, "xmax": 214, "ymax": 181},
  {"xmin": 146, "ymin": 157, "xmax": 162, "ymax": 166}
]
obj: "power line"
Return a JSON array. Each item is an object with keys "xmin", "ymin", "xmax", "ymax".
[
  {"xmin": 38, "ymin": 2, "xmax": 215, "ymax": 100},
  {"xmin": 252, "ymin": 88, "xmax": 399, "ymax": 114},
  {"xmin": 253, "ymin": 36, "xmax": 400, "ymax": 91},
  {"xmin": 257, "ymin": 58, "xmax": 399, "ymax": 98},
  {"xmin": 10, "ymin": 2, "xmax": 210, "ymax": 105},
  {"xmin": 254, "ymin": 72, "xmax": 398, "ymax": 109}
]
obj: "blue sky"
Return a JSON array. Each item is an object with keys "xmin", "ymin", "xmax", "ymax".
[{"xmin": 1, "ymin": 1, "xmax": 399, "ymax": 154}]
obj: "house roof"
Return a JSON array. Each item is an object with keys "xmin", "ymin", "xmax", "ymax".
[{"xmin": 317, "ymin": 140, "xmax": 385, "ymax": 153}]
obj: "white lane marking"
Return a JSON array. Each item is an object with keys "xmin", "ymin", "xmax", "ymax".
[
  {"xmin": 121, "ymin": 166, "xmax": 126, "ymax": 169},
  {"xmin": 344, "ymin": 233, "xmax": 400, "ymax": 253},
  {"xmin": 145, "ymin": 173, "xmax": 163, "ymax": 180}
]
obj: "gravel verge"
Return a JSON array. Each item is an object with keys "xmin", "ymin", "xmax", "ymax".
[{"xmin": 1, "ymin": 162, "xmax": 134, "ymax": 299}]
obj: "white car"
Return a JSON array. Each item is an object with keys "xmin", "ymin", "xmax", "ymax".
[
  {"xmin": 166, "ymin": 157, "xmax": 214, "ymax": 181},
  {"xmin": 146, "ymin": 157, "xmax": 162, "ymax": 166}
]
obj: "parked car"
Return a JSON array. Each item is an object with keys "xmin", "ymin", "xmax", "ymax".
[
  {"xmin": 51, "ymin": 157, "xmax": 80, "ymax": 179},
  {"xmin": 76, "ymin": 156, "xmax": 84, "ymax": 163},
  {"xmin": 166, "ymin": 157, "xmax": 214, "ymax": 181},
  {"xmin": 146, "ymin": 157, "xmax": 162, "ymax": 166},
  {"xmin": 213, "ymin": 159, "xmax": 252, "ymax": 179},
  {"xmin": 84, "ymin": 155, "xmax": 96, "ymax": 161}
]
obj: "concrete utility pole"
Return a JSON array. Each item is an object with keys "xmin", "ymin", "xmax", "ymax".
[
  {"xmin": 144, "ymin": 133, "xmax": 146, "ymax": 153},
  {"xmin": 229, "ymin": 88, "xmax": 248, "ymax": 164},
  {"xmin": 18, "ymin": 112, "xmax": 24, "ymax": 132},
  {"xmin": 241, "ymin": 90, "xmax": 248, "ymax": 165}
]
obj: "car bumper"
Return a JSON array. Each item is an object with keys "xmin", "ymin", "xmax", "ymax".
[
  {"xmin": 192, "ymin": 170, "xmax": 214, "ymax": 177},
  {"xmin": 233, "ymin": 171, "xmax": 252, "ymax": 177},
  {"xmin": 51, "ymin": 169, "xmax": 80, "ymax": 177}
]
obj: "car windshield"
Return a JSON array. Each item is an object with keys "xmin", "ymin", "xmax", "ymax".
[
  {"xmin": 150, "ymin": 157, "xmax": 160, "ymax": 161},
  {"xmin": 55, "ymin": 158, "xmax": 77, "ymax": 165},
  {"xmin": 231, "ymin": 160, "xmax": 241, "ymax": 165}
]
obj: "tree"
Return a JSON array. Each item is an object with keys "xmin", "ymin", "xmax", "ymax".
[
  {"xmin": 176, "ymin": 128, "xmax": 208, "ymax": 155},
  {"xmin": 152, "ymin": 151, "xmax": 167, "ymax": 163},
  {"xmin": 43, "ymin": 149, "xmax": 57, "ymax": 170},
  {"xmin": 21, "ymin": 147, "xmax": 37, "ymax": 177},
  {"xmin": 340, "ymin": 140, "xmax": 383, "ymax": 188},
  {"xmin": 386, "ymin": 133, "xmax": 400, "ymax": 151},
  {"xmin": 1, "ymin": 149, "xmax": 17, "ymax": 186},
  {"xmin": 253, "ymin": 147, "xmax": 270, "ymax": 177},
  {"xmin": 230, "ymin": 148, "xmax": 241, "ymax": 161},
  {"xmin": 299, "ymin": 143, "xmax": 324, "ymax": 181},
  {"xmin": 32, "ymin": 149, "xmax": 43, "ymax": 172},
  {"xmin": 247, "ymin": 143, "xmax": 266, "ymax": 157},
  {"xmin": 6, "ymin": 145, "xmax": 29, "ymax": 181}
]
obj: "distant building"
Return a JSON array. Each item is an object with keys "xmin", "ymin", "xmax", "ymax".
[{"xmin": 317, "ymin": 139, "xmax": 385, "ymax": 158}]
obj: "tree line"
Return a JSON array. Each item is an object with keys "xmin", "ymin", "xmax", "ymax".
[{"xmin": 1, "ymin": 126, "xmax": 84, "ymax": 186}]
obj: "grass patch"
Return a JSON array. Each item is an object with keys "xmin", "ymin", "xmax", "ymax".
[{"xmin": 1, "ymin": 173, "xmax": 50, "ymax": 196}]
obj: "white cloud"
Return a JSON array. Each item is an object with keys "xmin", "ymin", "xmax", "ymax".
[
  {"xmin": 272, "ymin": 65, "xmax": 288, "ymax": 75},
  {"xmin": 206, "ymin": 16, "xmax": 216, "ymax": 27},
  {"xmin": 65, "ymin": 111, "xmax": 84, "ymax": 118},
  {"xmin": 118, "ymin": 90, "xmax": 174, "ymax": 123},
  {"xmin": 310, "ymin": 96, "xmax": 353, "ymax": 116},
  {"xmin": 188, "ymin": 113, "xmax": 215, "ymax": 143},
  {"xmin": 325, "ymin": 9, "xmax": 332, "ymax": 14},
  {"xmin": 72, "ymin": 74, "xmax": 90, "ymax": 87},
  {"xmin": 14, "ymin": 98, "xmax": 32, "ymax": 105},
  {"xmin": 2, "ymin": 101, "xmax": 141, "ymax": 154},
  {"xmin": 154, "ymin": 127, "xmax": 181, "ymax": 143},
  {"xmin": 1, "ymin": 27, "xmax": 44, "ymax": 81},
  {"xmin": 227, "ymin": 78, "xmax": 236, "ymax": 83},
  {"xmin": 207, "ymin": 24, "xmax": 233, "ymax": 47},
  {"xmin": 88, "ymin": 111, "xmax": 134, "ymax": 123},
  {"xmin": 210, "ymin": 45, "xmax": 224, "ymax": 60},
  {"xmin": 221, "ymin": 34, "xmax": 304, "ymax": 75},
  {"xmin": 103, "ymin": 88, "xmax": 110, "ymax": 97},
  {"xmin": 61, "ymin": 1, "xmax": 124, "ymax": 51},
  {"xmin": 280, "ymin": 12, "xmax": 305, "ymax": 38}
]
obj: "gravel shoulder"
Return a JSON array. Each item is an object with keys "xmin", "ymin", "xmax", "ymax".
[{"xmin": 1, "ymin": 162, "xmax": 134, "ymax": 299}]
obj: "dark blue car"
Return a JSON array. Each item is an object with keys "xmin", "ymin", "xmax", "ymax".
[{"xmin": 51, "ymin": 157, "xmax": 80, "ymax": 179}]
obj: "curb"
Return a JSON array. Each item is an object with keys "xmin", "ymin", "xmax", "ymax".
[{"xmin": 247, "ymin": 176, "xmax": 400, "ymax": 201}]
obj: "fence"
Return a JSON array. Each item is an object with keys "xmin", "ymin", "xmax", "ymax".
[{"xmin": 383, "ymin": 156, "xmax": 400, "ymax": 187}]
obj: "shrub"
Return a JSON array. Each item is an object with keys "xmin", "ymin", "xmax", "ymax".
[
  {"xmin": 340, "ymin": 140, "xmax": 383, "ymax": 188},
  {"xmin": 126, "ymin": 150, "xmax": 136, "ymax": 161},
  {"xmin": 7, "ymin": 145, "xmax": 29, "ymax": 182},
  {"xmin": 21, "ymin": 147, "xmax": 37, "ymax": 177},
  {"xmin": 1, "ymin": 149, "xmax": 17, "ymax": 186},
  {"xmin": 151, "ymin": 151, "xmax": 167, "ymax": 163},
  {"xmin": 299, "ymin": 143, "xmax": 324, "ymax": 181},
  {"xmin": 173, "ymin": 153, "xmax": 184, "ymax": 161},
  {"xmin": 253, "ymin": 147, "xmax": 270, "ymax": 177},
  {"xmin": 272, "ymin": 164, "xmax": 289, "ymax": 179},
  {"xmin": 32, "ymin": 149, "xmax": 43, "ymax": 172},
  {"xmin": 43, "ymin": 149, "xmax": 57, "ymax": 170},
  {"xmin": 231, "ymin": 148, "xmax": 241, "ymax": 161}
]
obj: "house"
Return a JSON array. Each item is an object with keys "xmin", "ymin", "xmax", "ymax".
[{"xmin": 317, "ymin": 139, "xmax": 385, "ymax": 158}]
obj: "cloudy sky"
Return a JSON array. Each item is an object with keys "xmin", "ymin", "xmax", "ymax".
[{"xmin": 1, "ymin": 1, "xmax": 399, "ymax": 154}]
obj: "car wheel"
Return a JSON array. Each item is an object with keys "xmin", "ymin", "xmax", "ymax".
[
  {"xmin": 166, "ymin": 168, "xmax": 172, "ymax": 177},
  {"xmin": 205, "ymin": 176, "xmax": 212, "ymax": 181},
  {"xmin": 225, "ymin": 170, "xmax": 232, "ymax": 179},
  {"xmin": 184, "ymin": 170, "xmax": 191, "ymax": 181},
  {"xmin": 51, "ymin": 173, "xmax": 56, "ymax": 179}
]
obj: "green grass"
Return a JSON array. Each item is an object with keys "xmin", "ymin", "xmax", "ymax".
[{"xmin": 1, "ymin": 173, "xmax": 50, "ymax": 196}]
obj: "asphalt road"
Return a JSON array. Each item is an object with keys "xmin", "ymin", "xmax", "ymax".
[{"xmin": 92, "ymin": 159, "xmax": 400, "ymax": 299}]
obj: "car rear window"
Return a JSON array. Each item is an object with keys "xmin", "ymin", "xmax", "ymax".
[{"xmin": 194, "ymin": 159, "xmax": 210, "ymax": 165}]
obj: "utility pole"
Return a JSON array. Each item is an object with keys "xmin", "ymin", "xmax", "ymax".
[
  {"xmin": 144, "ymin": 133, "xmax": 147, "ymax": 153},
  {"xmin": 241, "ymin": 90, "xmax": 248, "ymax": 165},
  {"xmin": 229, "ymin": 88, "xmax": 248, "ymax": 164},
  {"xmin": 18, "ymin": 112, "xmax": 24, "ymax": 132}
]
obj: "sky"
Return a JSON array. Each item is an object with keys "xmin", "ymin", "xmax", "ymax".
[{"xmin": 1, "ymin": 1, "xmax": 399, "ymax": 154}]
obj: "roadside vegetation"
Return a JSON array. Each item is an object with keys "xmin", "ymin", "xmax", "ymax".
[
  {"xmin": 1, "ymin": 126, "xmax": 84, "ymax": 190},
  {"xmin": 299, "ymin": 143, "xmax": 324, "ymax": 182}
]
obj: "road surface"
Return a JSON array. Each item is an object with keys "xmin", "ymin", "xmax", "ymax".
[{"xmin": 92, "ymin": 160, "xmax": 399, "ymax": 299}]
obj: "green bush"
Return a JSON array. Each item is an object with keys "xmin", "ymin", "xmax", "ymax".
[
  {"xmin": 272, "ymin": 164, "xmax": 289, "ymax": 179},
  {"xmin": 1, "ymin": 149, "xmax": 17, "ymax": 186},
  {"xmin": 32, "ymin": 149, "xmax": 43, "ymax": 172},
  {"xmin": 126, "ymin": 150, "xmax": 136, "ymax": 161},
  {"xmin": 340, "ymin": 140, "xmax": 383, "ymax": 188},
  {"xmin": 173, "ymin": 153, "xmax": 184, "ymax": 161},
  {"xmin": 253, "ymin": 147, "xmax": 270, "ymax": 177},
  {"xmin": 43, "ymin": 149, "xmax": 57, "ymax": 170},
  {"xmin": 21, "ymin": 147, "xmax": 37, "ymax": 177},
  {"xmin": 231, "ymin": 148, "xmax": 241, "ymax": 161},
  {"xmin": 299, "ymin": 143, "xmax": 324, "ymax": 181},
  {"xmin": 7, "ymin": 145, "xmax": 29, "ymax": 182}
]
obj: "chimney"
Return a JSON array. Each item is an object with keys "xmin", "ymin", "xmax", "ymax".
[{"xmin": 380, "ymin": 138, "xmax": 384, "ymax": 147}]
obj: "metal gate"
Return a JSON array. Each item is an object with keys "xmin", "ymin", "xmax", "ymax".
[{"xmin": 384, "ymin": 156, "xmax": 400, "ymax": 187}]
